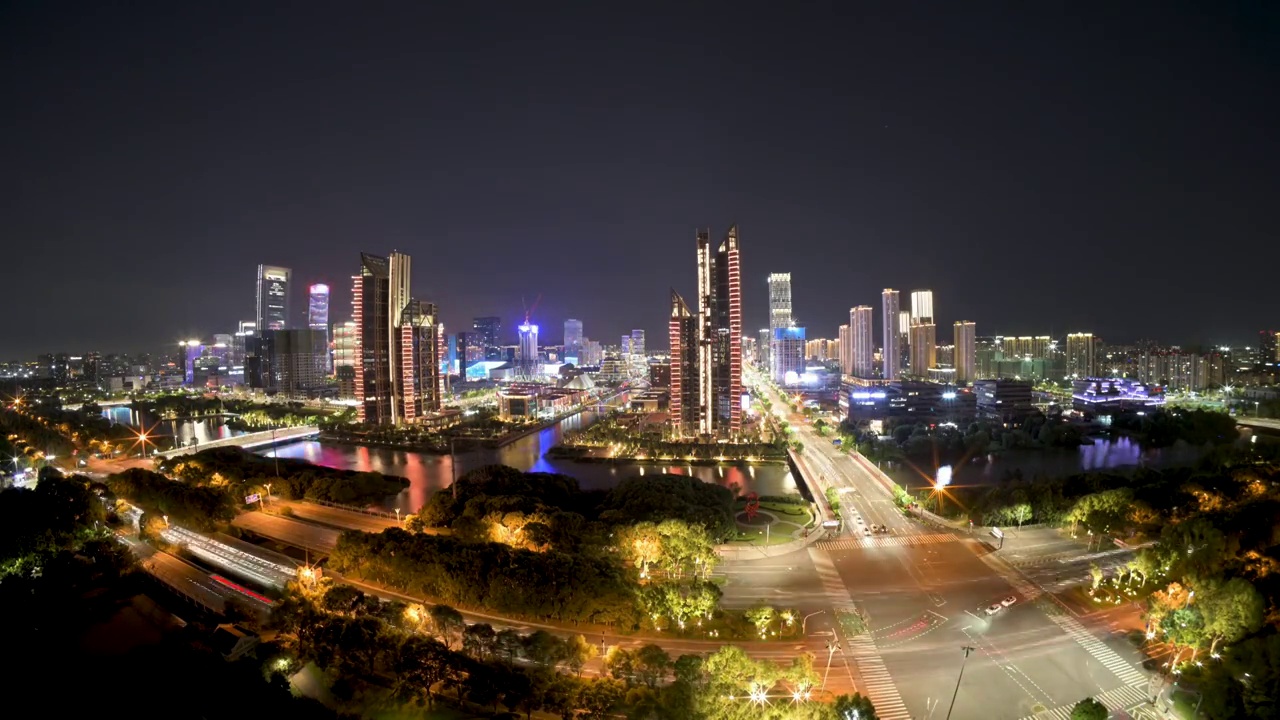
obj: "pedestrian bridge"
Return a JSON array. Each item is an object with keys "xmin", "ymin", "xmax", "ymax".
[{"xmin": 156, "ymin": 425, "xmax": 319, "ymax": 458}]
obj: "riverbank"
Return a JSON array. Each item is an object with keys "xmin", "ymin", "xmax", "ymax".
[{"xmin": 546, "ymin": 445, "xmax": 788, "ymax": 465}]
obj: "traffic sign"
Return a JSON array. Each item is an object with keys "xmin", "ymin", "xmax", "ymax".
[{"xmin": 244, "ymin": 493, "xmax": 261, "ymax": 504}]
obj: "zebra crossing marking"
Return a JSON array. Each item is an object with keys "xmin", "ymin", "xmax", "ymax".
[
  {"xmin": 1020, "ymin": 683, "xmax": 1149, "ymax": 720},
  {"xmin": 1045, "ymin": 612, "xmax": 1148, "ymax": 687},
  {"xmin": 846, "ymin": 633, "xmax": 912, "ymax": 720},
  {"xmin": 817, "ymin": 532, "xmax": 959, "ymax": 550}
]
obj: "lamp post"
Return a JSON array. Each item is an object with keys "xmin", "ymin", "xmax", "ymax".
[
  {"xmin": 271, "ymin": 426, "xmax": 279, "ymax": 477},
  {"xmin": 945, "ymin": 646, "xmax": 976, "ymax": 720},
  {"xmin": 395, "ymin": 508, "xmax": 401, "ymax": 525},
  {"xmin": 263, "ymin": 482, "xmax": 272, "ymax": 510},
  {"xmin": 823, "ymin": 640, "xmax": 841, "ymax": 688},
  {"xmin": 801, "ymin": 609, "xmax": 825, "ymax": 635},
  {"xmin": 450, "ymin": 435, "xmax": 458, "ymax": 499}
]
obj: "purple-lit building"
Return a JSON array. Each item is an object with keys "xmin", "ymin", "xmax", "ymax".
[
  {"xmin": 308, "ymin": 283, "xmax": 331, "ymax": 373},
  {"xmin": 1072, "ymin": 378, "xmax": 1165, "ymax": 413}
]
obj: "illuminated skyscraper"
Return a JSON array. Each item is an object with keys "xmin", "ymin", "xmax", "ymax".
[
  {"xmin": 768, "ymin": 273, "xmax": 792, "ymax": 334},
  {"xmin": 398, "ymin": 300, "xmax": 443, "ymax": 421},
  {"xmin": 881, "ymin": 290, "xmax": 901, "ymax": 380},
  {"xmin": 668, "ymin": 291, "xmax": 699, "ymax": 436},
  {"xmin": 838, "ymin": 324, "xmax": 852, "ymax": 375},
  {"xmin": 308, "ymin": 283, "xmax": 331, "ymax": 373},
  {"xmin": 563, "ymin": 319, "xmax": 583, "ymax": 356},
  {"xmin": 1066, "ymin": 333, "xmax": 1096, "ymax": 378},
  {"xmin": 473, "ymin": 316, "xmax": 502, "ymax": 360},
  {"xmin": 669, "ymin": 226, "xmax": 741, "ymax": 438},
  {"xmin": 630, "ymin": 329, "xmax": 646, "ymax": 358},
  {"xmin": 353, "ymin": 251, "xmax": 440, "ymax": 424},
  {"xmin": 910, "ymin": 290, "xmax": 934, "ymax": 324},
  {"xmin": 954, "ymin": 321, "xmax": 976, "ymax": 384},
  {"xmin": 333, "ymin": 321, "xmax": 357, "ymax": 369},
  {"xmin": 910, "ymin": 323, "xmax": 936, "ymax": 375},
  {"xmin": 255, "ymin": 265, "xmax": 291, "ymax": 332},
  {"xmin": 898, "ymin": 310, "xmax": 912, "ymax": 374},
  {"xmin": 518, "ymin": 322, "xmax": 540, "ymax": 376},
  {"xmin": 851, "ymin": 306, "xmax": 874, "ymax": 378},
  {"xmin": 909, "ymin": 289, "xmax": 936, "ymax": 376}
]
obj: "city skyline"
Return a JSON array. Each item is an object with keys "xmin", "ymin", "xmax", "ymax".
[{"xmin": 4, "ymin": 4, "xmax": 1278, "ymax": 358}]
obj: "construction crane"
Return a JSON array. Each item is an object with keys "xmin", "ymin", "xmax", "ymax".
[{"xmin": 521, "ymin": 293, "xmax": 543, "ymax": 328}]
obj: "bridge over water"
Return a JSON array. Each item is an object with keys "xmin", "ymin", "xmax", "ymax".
[{"xmin": 156, "ymin": 425, "xmax": 319, "ymax": 458}]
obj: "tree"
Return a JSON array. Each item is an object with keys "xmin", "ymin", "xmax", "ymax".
[
  {"xmin": 578, "ymin": 677, "xmax": 625, "ymax": 719},
  {"xmin": 1089, "ymin": 563, "xmax": 1104, "ymax": 595},
  {"xmin": 634, "ymin": 644, "xmax": 671, "ymax": 688},
  {"xmin": 561, "ymin": 634, "xmax": 599, "ymax": 676},
  {"xmin": 1069, "ymin": 697, "xmax": 1108, "ymax": 720},
  {"xmin": 1010, "ymin": 503, "xmax": 1032, "ymax": 529},
  {"xmin": 746, "ymin": 605, "xmax": 776, "ymax": 636},
  {"xmin": 320, "ymin": 584, "xmax": 365, "ymax": 616},
  {"xmin": 523, "ymin": 629, "xmax": 565, "ymax": 668},
  {"xmin": 429, "ymin": 604, "xmax": 465, "ymax": 649},
  {"xmin": 463, "ymin": 622, "xmax": 497, "ymax": 659},
  {"xmin": 834, "ymin": 693, "xmax": 879, "ymax": 720},
  {"xmin": 1199, "ymin": 577, "xmax": 1264, "ymax": 656}
]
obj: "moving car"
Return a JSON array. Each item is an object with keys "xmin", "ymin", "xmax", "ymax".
[
  {"xmin": 985, "ymin": 603, "xmax": 1002, "ymax": 616},
  {"xmin": 1001, "ymin": 595, "xmax": 1017, "ymax": 607}
]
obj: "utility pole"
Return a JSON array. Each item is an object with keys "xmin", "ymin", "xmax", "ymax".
[
  {"xmin": 945, "ymin": 646, "xmax": 976, "ymax": 720},
  {"xmin": 450, "ymin": 435, "xmax": 458, "ymax": 499}
]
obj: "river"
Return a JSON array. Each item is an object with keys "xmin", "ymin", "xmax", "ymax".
[
  {"xmin": 878, "ymin": 435, "xmax": 1210, "ymax": 492},
  {"xmin": 102, "ymin": 406, "xmax": 246, "ymax": 448},
  {"xmin": 265, "ymin": 407, "xmax": 799, "ymax": 513}
]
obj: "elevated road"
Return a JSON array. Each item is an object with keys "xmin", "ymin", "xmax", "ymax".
[
  {"xmin": 160, "ymin": 525, "xmax": 297, "ymax": 588},
  {"xmin": 274, "ymin": 500, "xmax": 400, "ymax": 533}
]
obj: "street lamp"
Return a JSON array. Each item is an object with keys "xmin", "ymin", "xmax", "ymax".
[
  {"xmin": 945, "ymin": 646, "xmax": 977, "ymax": 720},
  {"xmin": 395, "ymin": 508, "xmax": 402, "ymax": 525},
  {"xmin": 801, "ymin": 609, "xmax": 825, "ymax": 635},
  {"xmin": 263, "ymin": 482, "xmax": 272, "ymax": 509}
]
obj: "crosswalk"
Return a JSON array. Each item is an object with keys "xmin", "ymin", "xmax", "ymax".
[
  {"xmin": 1020, "ymin": 683, "xmax": 1150, "ymax": 720},
  {"xmin": 817, "ymin": 532, "xmax": 959, "ymax": 550},
  {"xmin": 1045, "ymin": 612, "xmax": 1148, "ymax": 687},
  {"xmin": 808, "ymin": 548, "xmax": 910, "ymax": 720},
  {"xmin": 845, "ymin": 633, "xmax": 911, "ymax": 720}
]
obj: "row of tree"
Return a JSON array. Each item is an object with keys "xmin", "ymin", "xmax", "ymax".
[
  {"xmin": 106, "ymin": 467, "xmax": 236, "ymax": 530},
  {"xmin": 271, "ymin": 579, "xmax": 878, "ymax": 720}
]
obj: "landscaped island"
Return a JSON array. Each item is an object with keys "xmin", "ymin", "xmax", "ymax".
[{"xmin": 549, "ymin": 410, "xmax": 788, "ymax": 464}]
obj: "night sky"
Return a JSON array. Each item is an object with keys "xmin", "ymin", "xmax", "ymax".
[{"xmin": 4, "ymin": 3, "xmax": 1278, "ymax": 359}]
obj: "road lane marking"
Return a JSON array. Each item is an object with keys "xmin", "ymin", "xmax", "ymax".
[{"xmin": 1020, "ymin": 683, "xmax": 1149, "ymax": 720}]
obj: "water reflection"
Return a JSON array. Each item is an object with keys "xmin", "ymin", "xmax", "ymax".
[
  {"xmin": 885, "ymin": 436, "xmax": 1206, "ymax": 491},
  {"xmin": 102, "ymin": 406, "xmax": 245, "ymax": 448},
  {"xmin": 267, "ymin": 407, "xmax": 796, "ymax": 513}
]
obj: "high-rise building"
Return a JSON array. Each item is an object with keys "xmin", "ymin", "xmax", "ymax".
[
  {"xmin": 621, "ymin": 335, "xmax": 631, "ymax": 356},
  {"xmin": 398, "ymin": 301, "xmax": 443, "ymax": 421},
  {"xmin": 954, "ymin": 321, "xmax": 976, "ymax": 384},
  {"xmin": 630, "ymin": 329, "xmax": 646, "ymax": 358},
  {"xmin": 580, "ymin": 339, "xmax": 603, "ymax": 367},
  {"xmin": 851, "ymin": 306, "xmax": 874, "ymax": 379},
  {"xmin": 669, "ymin": 226, "xmax": 741, "ymax": 438},
  {"xmin": 352, "ymin": 252, "xmax": 441, "ymax": 424},
  {"xmin": 668, "ymin": 291, "xmax": 699, "ymax": 437},
  {"xmin": 308, "ymin": 283, "xmax": 331, "ymax": 373},
  {"xmin": 333, "ymin": 321, "xmax": 357, "ymax": 370},
  {"xmin": 179, "ymin": 340, "xmax": 204, "ymax": 386},
  {"xmin": 1066, "ymin": 333, "xmax": 1096, "ymax": 378},
  {"xmin": 768, "ymin": 273, "xmax": 792, "ymax": 334},
  {"xmin": 518, "ymin": 322, "xmax": 540, "ymax": 375},
  {"xmin": 772, "ymin": 326, "xmax": 806, "ymax": 384},
  {"xmin": 838, "ymin": 324, "xmax": 852, "ymax": 376},
  {"xmin": 564, "ymin": 319, "xmax": 584, "ymax": 356},
  {"xmin": 1258, "ymin": 330, "xmax": 1279, "ymax": 369},
  {"xmin": 910, "ymin": 323, "xmax": 936, "ymax": 376},
  {"xmin": 881, "ymin": 290, "xmax": 901, "ymax": 380},
  {"xmin": 252, "ymin": 329, "xmax": 329, "ymax": 398},
  {"xmin": 910, "ymin": 290, "xmax": 934, "ymax": 325},
  {"xmin": 706, "ymin": 227, "xmax": 743, "ymax": 434},
  {"xmin": 758, "ymin": 328, "xmax": 770, "ymax": 370},
  {"xmin": 255, "ymin": 265, "xmax": 292, "ymax": 332},
  {"xmin": 473, "ymin": 316, "xmax": 502, "ymax": 360},
  {"xmin": 897, "ymin": 310, "xmax": 912, "ymax": 374}
]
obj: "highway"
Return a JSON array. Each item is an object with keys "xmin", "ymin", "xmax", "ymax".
[
  {"xmin": 232, "ymin": 511, "xmax": 342, "ymax": 552},
  {"xmin": 273, "ymin": 500, "xmax": 399, "ymax": 532}
]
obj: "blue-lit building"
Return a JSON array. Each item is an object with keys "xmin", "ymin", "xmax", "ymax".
[
  {"xmin": 1071, "ymin": 378, "xmax": 1165, "ymax": 413},
  {"xmin": 772, "ymin": 326, "xmax": 806, "ymax": 385}
]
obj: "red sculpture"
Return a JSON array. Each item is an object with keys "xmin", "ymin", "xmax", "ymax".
[{"xmin": 744, "ymin": 492, "xmax": 760, "ymax": 521}]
